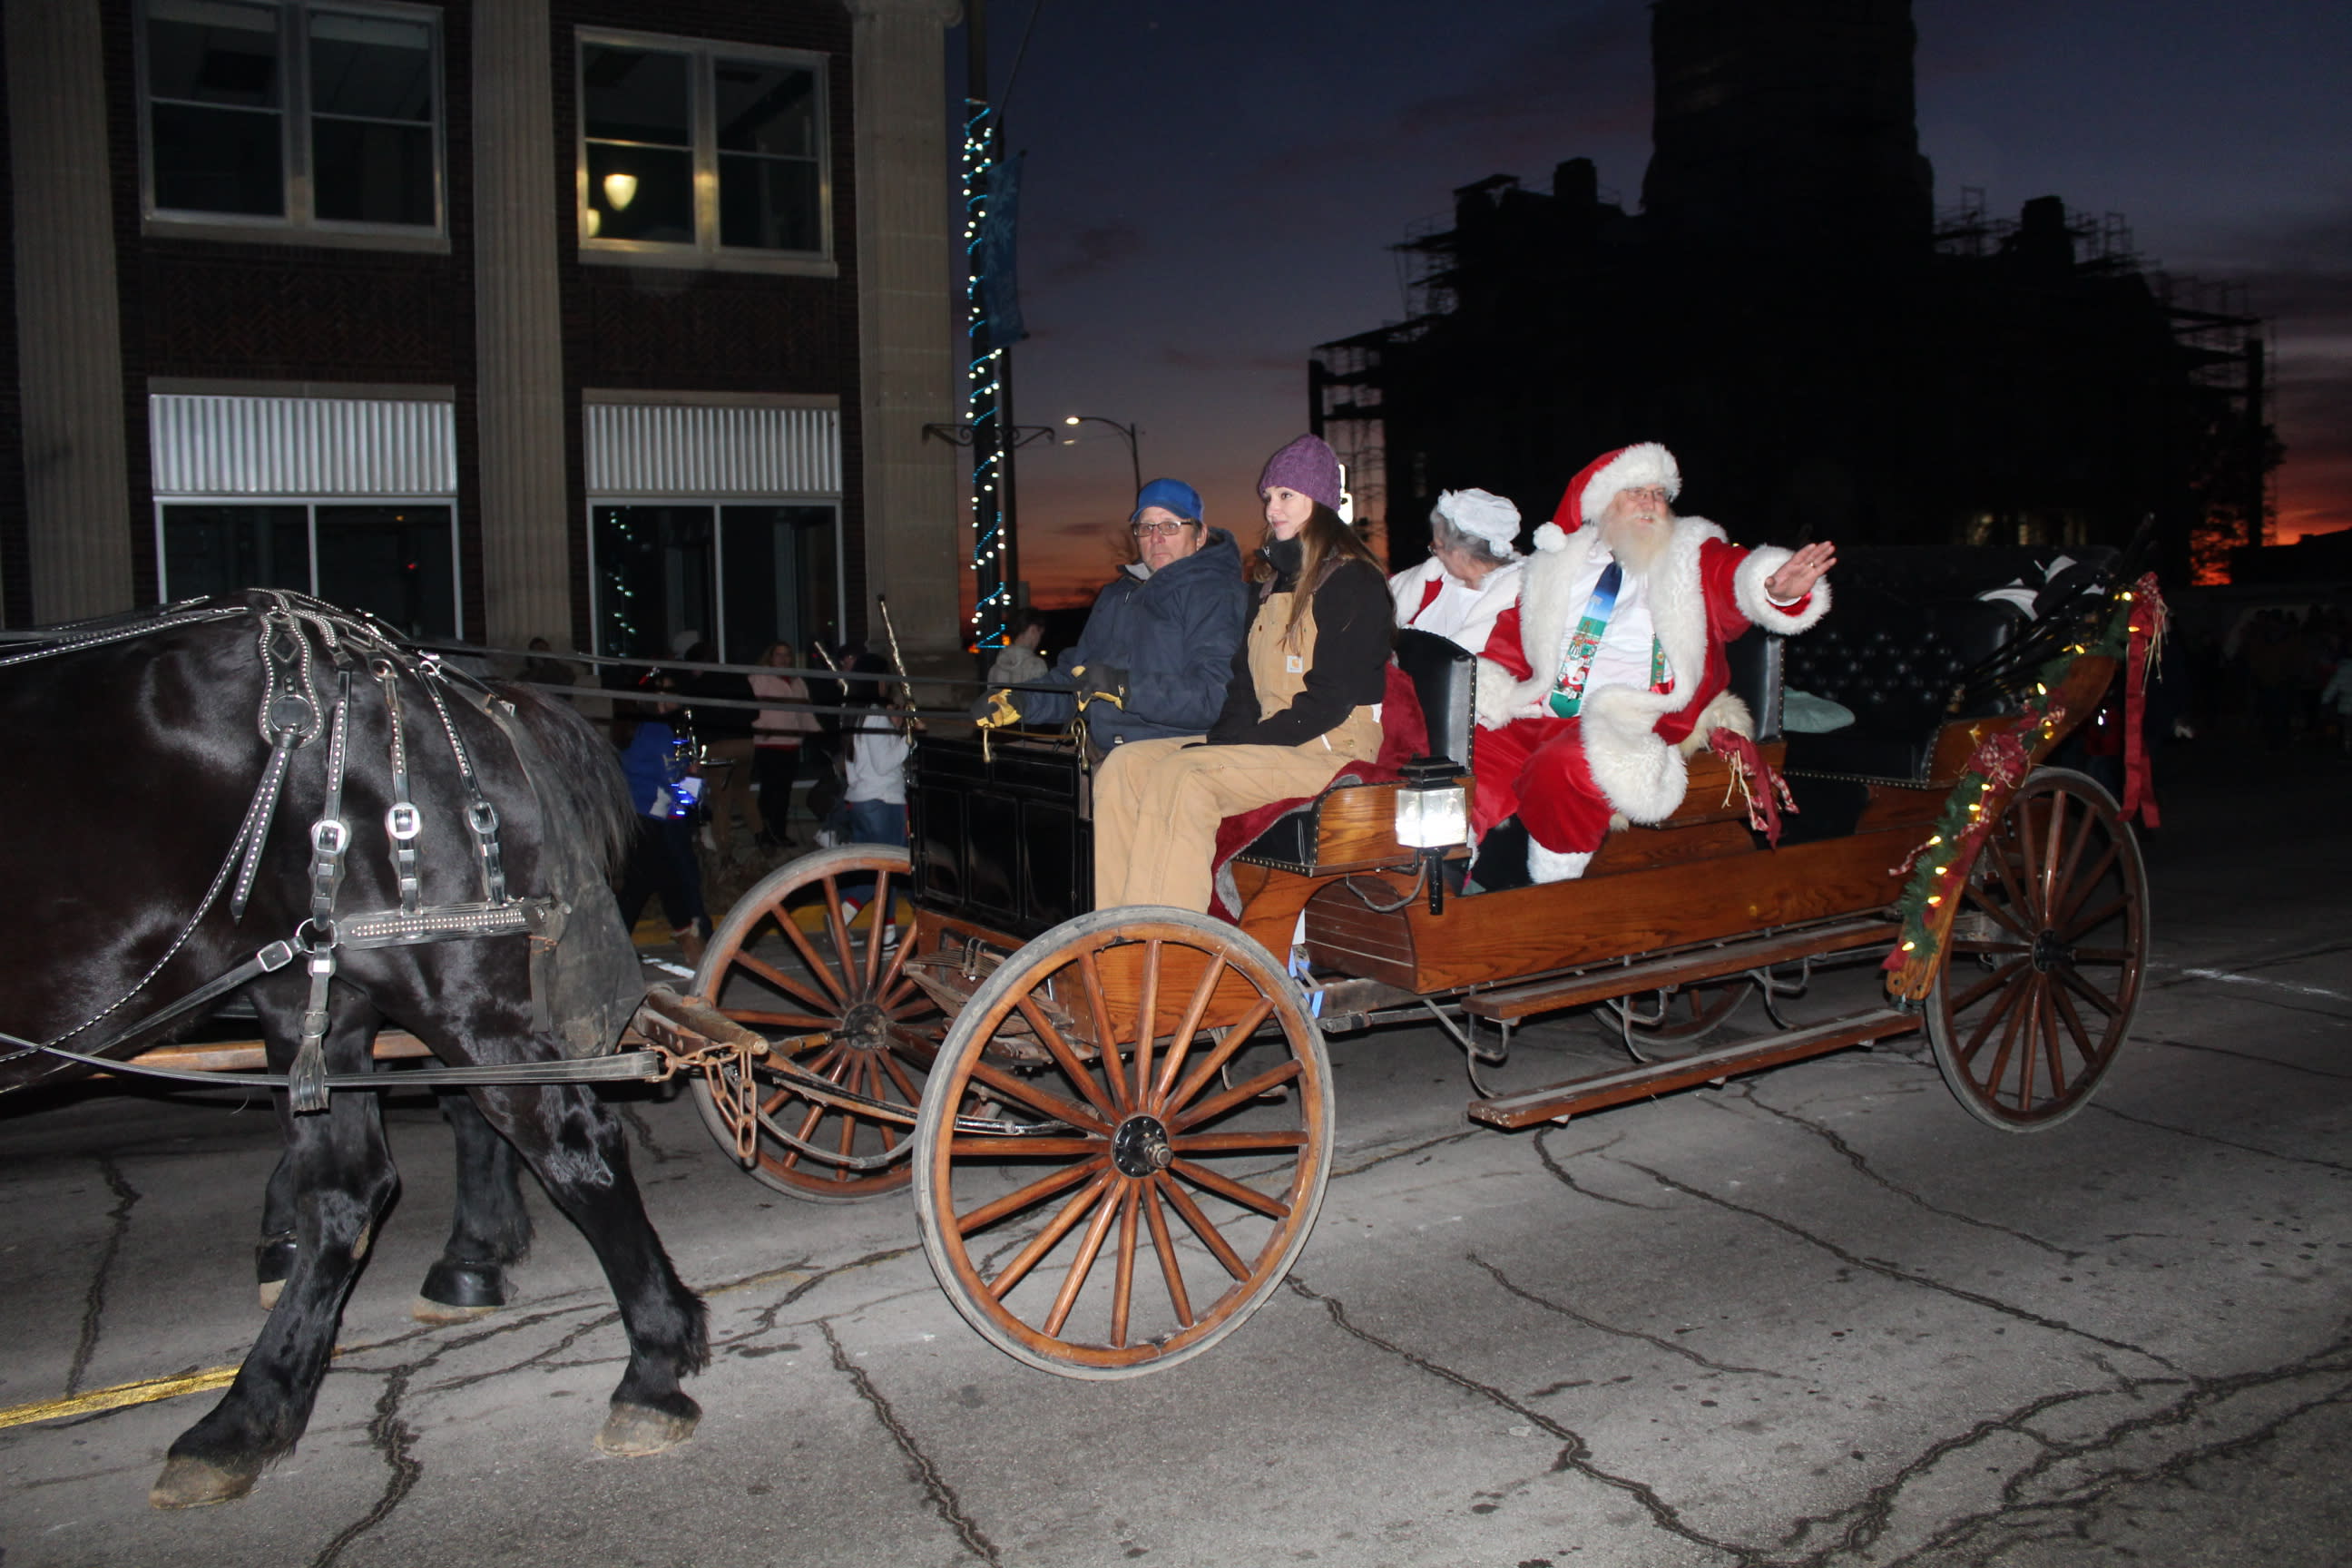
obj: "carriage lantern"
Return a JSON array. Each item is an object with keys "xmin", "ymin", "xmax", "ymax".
[{"xmin": 1395, "ymin": 755, "xmax": 1469, "ymax": 913}]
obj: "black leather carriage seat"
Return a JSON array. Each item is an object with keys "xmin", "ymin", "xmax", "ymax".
[
  {"xmin": 1394, "ymin": 628, "xmax": 1476, "ymax": 771},
  {"xmin": 1779, "ymin": 583, "xmax": 2028, "ymax": 781}
]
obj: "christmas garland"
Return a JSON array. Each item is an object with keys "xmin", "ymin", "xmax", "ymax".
[{"xmin": 1881, "ymin": 573, "xmax": 2167, "ymax": 997}]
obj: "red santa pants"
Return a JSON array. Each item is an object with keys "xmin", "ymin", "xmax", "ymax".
[{"xmin": 1471, "ymin": 717, "xmax": 1616, "ymax": 855}]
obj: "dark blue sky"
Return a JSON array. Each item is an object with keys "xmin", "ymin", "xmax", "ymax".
[{"xmin": 968, "ymin": 0, "xmax": 2351, "ymax": 605}]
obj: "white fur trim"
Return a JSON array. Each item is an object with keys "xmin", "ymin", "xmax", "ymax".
[
  {"xmin": 1579, "ymin": 443, "xmax": 1681, "ymax": 523},
  {"xmin": 1526, "ymin": 843, "xmax": 1592, "ymax": 883},
  {"xmin": 1581, "ymin": 684, "xmax": 1688, "ymax": 822},
  {"xmin": 1732, "ymin": 546, "xmax": 1831, "ymax": 635},
  {"xmin": 1533, "ymin": 521, "xmax": 1570, "ymax": 554},
  {"xmin": 1474, "ymin": 656, "xmax": 1534, "ymax": 729},
  {"xmin": 1682, "ymin": 691, "xmax": 1752, "ymax": 755}
]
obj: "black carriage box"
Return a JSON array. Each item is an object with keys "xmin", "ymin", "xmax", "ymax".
[{"xmin": 910, "ymin": 736, "xmax": 1093, "ymax": 945}]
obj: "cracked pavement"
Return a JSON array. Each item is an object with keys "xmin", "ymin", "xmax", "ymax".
[{"xmin": 1, "ymin": 747, "xmax": 2345, "ymax": 1567}]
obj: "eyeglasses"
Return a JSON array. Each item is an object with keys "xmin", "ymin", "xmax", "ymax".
[{"xmin": 1131, "ymin": 519, "xmax": 1197, "ymax": 537}]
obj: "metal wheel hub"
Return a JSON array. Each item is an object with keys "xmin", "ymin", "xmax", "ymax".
[
  {"xmin": 1111, "ymin": 1114, "xmax": 1175, "ymax": 1178},
  {"xmin": 835, "ymin": 1000, "xmax": 890, "ymax": 1053},
  {"xmin": 2031, "ymin": 928, "xmax": 2073, "ymax": 972}
]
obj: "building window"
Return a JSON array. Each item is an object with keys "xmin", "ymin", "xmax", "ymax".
[
  {"xmin": 579, "ymin": 34, "xmax": 828, "ymax": 263},
  {"xmin": 158, "ymin": 501, "xmax": 460, "ymax": 639},
  {"xmin": 592, "ymin": 503, "xmax": 839, "ymax": 663},
  {"xmin": 140, "ymin": 0, "xmax": 444, "ymax": 235}
]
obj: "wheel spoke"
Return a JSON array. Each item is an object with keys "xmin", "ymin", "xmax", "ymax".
[
  {"xmin": 955, "ymin": 1157, "xmax": 1103, "ymax": 1237},
  {"xmin": 1014, "ymin": 995, "xmax": 1122, "ymax": 1125},
  {"xmin": 1165, "ymin": 996, "xmax": 1277, "ymax": 1115},
  {"xmin": 1151, "ymin": 953, "xmax": 1229, "ymax": 1108},
  {"xmin": 1142, "ymin": 1183, "xmax": 1195, "ymax": 1328},
  {"xmin": 951, "ymin": 1136, "xmax": 1104, "ymax": 1158},
  {"xmin": 1986, "ymin": 831, "xmax": 2042, "ymax": 927},
  {"xmin": 1076, "ymin": 949, "xmax": 1132, "ymax": 1116},
  {"xmin": 1132, "ymin": 939, "xmax": 1163, "ymax": 1109},
  {"xmin": 1948, "ymin": 954, "xmax": 2029, "ymax": 1014},
  {"xmin": 1154, "ymin": 1172, "xmax": 1251, "ymax": 1280},
  {"xmin": 872, "ymin": 917, "xmax": 919, "ymax": 1006},
  {"xmin": 1043, "ymin": 1178, "xmax": 1127, "ymax": 1337},
  {"xmin": 1170, "ymin": 1129, "xmax": 1309, "ymax": 1154},
  {"xmin": 770, "ymin": 905, "xmax": 851, "ymax": 1008},
  {"xmin": 877, "ymin": 1047, "xmax": 924, "ymax": 1103},
  {"xmin": 2070, "ymin": 946, "xmax": 2132, "ymax": 965},
  {"xmin": 2062, "ymin": 897, "xmax": 2129, "ymax": 944},
  {"xmin": 2048, "ymin": 978, "xmax": 2097, "ymax": 1081},
  {"xmin": 1981, "ymin": 974, "xmax": 2034, "ymax": 1097},
  {"xmin": 965, "ymin": 1055, "xmax": 1114, "ymax": 1136},
  {"xmin": 819, "ymin": 874, "xmax": 861, "ymax": 988},
  {"xmin": 861, "ymin": 868, "xmax": 895, "ymax": 994},
  {"xmin": 1170, "ymin": 1157, "xmax": 1291, "ymax": 1220},
  {"xmin": 724, "ymin": 1007, "xmax": 836, "ymax": 1030},
  {"xmin": 730, "ymin": 947, "xmax": 839, "ymax": 1016},
  {"xmin": 2060, "ymin": 841, "xmax": 2135, "ymax": 940},
  {"xmin": 1171, "ymin": 1060, "xmax": 1303, "ymax": 1132},
  {"xmin": 1111, "ymin": 1186, "xmax": 1141, "ymax": 1349},
  {"xmin": 1955, "ymin": 962, "xmax": 2030, "ymax": 1063},
  {"xmin": 2055, "ymin": 963, "xmax": 2124, "ymax": 1019},
  {"xmin": 1960, "ymin": 876, "xmax": 2035, "ymax": 945},
  {"xmin": 987, "ymin": 1170, "xmax": 1114, "ymax": 1300},
  {"xmin": 2037, "ymin": 790, "xmax": 2071, "ymax": 912},
  {"xmin": 2019, "ymin": 979, "xmax": 2057, "ymax": 1111}
]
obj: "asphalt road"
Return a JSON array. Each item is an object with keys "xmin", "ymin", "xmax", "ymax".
[{"xmin": 3, "ymin": 745, "xmax": 2347, "ymax": 1568}]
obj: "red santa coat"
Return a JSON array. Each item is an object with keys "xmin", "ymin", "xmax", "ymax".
[{"xmin": 1468, "ymin": 514, "xmax": 1828, "ymax": 853}]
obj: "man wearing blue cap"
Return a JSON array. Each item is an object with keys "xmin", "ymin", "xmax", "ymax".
[{"xmin": 979, "ymin": 477, "xmax": 1248, "ymax": 757}]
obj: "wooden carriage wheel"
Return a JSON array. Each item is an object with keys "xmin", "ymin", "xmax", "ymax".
[
  {"xmin": 1608, "ymin": 979, "xmax": 1749, "ymax": 1059},
  {"xmin": 912, "ymin": 907, "xmax": 1333, "ymax": 1377},
  {"xmin": 1926, "ymin": 769, "xmax": 2148, "ymax": 1131},
  {"xmin": 690, "ymin": 846, "xmax": 944, "ymax": 1200}
]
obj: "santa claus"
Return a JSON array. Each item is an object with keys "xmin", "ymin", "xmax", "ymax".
[
  {"xmin": 1387, "ymin": 486, "xmax": 1524, "ymax": 652},
  {"xmin": 1470, "ymin": 443, "xmax": 1837, "ymax": 881}
]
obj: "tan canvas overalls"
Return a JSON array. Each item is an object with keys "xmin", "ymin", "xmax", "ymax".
[{"xmin": 1093, "ymin": 569, "xmax": 1384, "ymax": 913}]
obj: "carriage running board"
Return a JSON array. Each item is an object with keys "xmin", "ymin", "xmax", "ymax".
[
  {"xmin": 1457, "ymin": 917, "xmax": 1899, "ymax": 1023},
  {"xmin": 1465, "ymin": 1006, "xmax": 1920, "ymax": 1130}
]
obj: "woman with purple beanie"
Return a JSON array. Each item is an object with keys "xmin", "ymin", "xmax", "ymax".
[{"xmin": 1093, "ymin": 434, "xmax": 1392, "ymax": 912}]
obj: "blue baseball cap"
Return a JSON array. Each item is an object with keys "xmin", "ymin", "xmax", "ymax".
[{"xmin": 1131, "ymin": 477, "xmax": 1203, "ymax": 525}]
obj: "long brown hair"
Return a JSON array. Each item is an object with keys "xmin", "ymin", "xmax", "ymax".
[{"xmin": 1253, "ymin": 502, "xmax": 1383, "ymax": 648}]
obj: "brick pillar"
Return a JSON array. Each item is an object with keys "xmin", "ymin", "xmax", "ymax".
[
  {"xmin": 848, "ymin": 0, "xmax": 961, "ymax": 665},
  {"xmin": 472, "ymin": 0, "xmax": 571, "ymax": 648},
  {"xmin": 6, "ymin": 0, "xmax": 133, "ymax": 622}
]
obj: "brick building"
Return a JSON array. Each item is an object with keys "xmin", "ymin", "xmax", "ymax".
[{"xmin": 2, "ymin": 0, "xmax": 965, "ymax": 661}]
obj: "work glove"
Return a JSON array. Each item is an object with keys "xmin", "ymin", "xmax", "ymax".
[
  {"xmin": 970, "ymin": 688, "xmax": 1023, "ymax": 729},
  {"xmin": 1073, "ymin": 664, "xmax": 1128, "ymax": 710}
]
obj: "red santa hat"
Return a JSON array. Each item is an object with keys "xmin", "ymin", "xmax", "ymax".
[{"xmin": 1534, "ymin": 443, "xmax": 1681, "ymax": 553}]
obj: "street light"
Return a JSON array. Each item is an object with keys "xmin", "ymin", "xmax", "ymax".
[{"xmin": 1062, "ymin": 415, "xmax": 1142, "ymax": 497}]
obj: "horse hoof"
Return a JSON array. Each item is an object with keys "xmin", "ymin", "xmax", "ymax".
[
  {"xmin": 414, "ymin": 1259, "xmax": 510, "ymax": 1323},
  {"xmin": 411, "ymin": 1295, "xmax": 499, "ymax": 1325},
  {"xmin": 595, "ymin": 1400, "xmax": 700, "ymax": 1457},
  {"xmin": 150, "ymin": 1456, "xmax": 257, "ymax": 1509}
]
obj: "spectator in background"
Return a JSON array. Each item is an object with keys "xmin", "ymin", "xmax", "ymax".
[
  {"xmin": 750, "ymin": 640, "xmax": 818, "ymax": 850},
  {"xmin": 988, "ymin": 612, "xmax": 1051, "ymax": 690},
  {"xmin": 682, "ymin": 638, "xmax": 758, "ymax": 858},
  {"xmin": 613, "ymin": 674, "xmax": 709, "ymax": 965},
  {"xmin": 837, "ymin": 653, "xmax": 911, "ymax": 933},
  {"xmin": 518, "ymin": 635, "xmax": 578, "ymax": 700}
]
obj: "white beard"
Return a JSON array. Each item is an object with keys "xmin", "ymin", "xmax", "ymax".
[{"xmin": 1600, "ymin": 512, "xmax": 1673, "ymax": 578}]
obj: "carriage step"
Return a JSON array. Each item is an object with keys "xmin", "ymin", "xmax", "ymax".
[
  {"xmin": 1466, "ymin": 1006, "xmax": 1919, "ymax": 1129},
  {"xmin": 1458, "ymin": 917, "xmax": 1899, "ymax": 1023}
]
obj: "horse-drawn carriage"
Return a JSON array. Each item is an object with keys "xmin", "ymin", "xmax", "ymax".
[
  {"xmin": 681, "ymin": 550, "xmax": 2162, "ymax": 1377},
  {"xmin": 0, "ymin": 554, "xmax": 2158, "ymax": 1503}
]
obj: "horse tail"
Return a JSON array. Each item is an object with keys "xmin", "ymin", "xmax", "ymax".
[{"xmin": 492, "ymin": 681, "xmax": 633, "ymax": 876}]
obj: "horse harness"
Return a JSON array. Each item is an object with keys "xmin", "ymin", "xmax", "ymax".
[{"xmin": 0, "ymin": 593, "xmax": 622, "ymax": 1111}]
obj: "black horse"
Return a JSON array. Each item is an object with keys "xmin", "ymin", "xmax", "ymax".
[{"xmin": 0, "ymin": 592, "xmax": 708, "ymax": 1506}]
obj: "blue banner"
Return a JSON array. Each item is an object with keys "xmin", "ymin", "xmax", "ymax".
[{"xmin": 974, "ymin": 152, "xmax": 1028, "ymax": 354}]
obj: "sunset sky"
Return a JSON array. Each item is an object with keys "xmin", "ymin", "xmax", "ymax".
[{"xmin": 962, "ymin": 0, "xmax": 2351, "ymax": 611}]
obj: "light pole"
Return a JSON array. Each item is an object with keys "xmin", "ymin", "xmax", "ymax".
[{"xmin": 1062, "ymin": 415, "xmax": 1142, "ymax": 497}]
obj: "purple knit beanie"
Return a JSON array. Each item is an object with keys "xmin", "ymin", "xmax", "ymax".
[{"xmin": 1257, "ymin": 434, "xmax": 1345, "ymax": 513}]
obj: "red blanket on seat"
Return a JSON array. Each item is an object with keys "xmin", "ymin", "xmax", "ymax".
[{"xmin": 1205, "ymin": 664, "xmax": 1427, "ymax": 922}]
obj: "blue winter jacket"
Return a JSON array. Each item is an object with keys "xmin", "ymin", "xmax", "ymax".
[{"xmin": 1018, "ymin": 527, "xmax": 1249, "ymax": 750}]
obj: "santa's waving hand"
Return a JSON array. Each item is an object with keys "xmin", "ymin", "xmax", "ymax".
[{"xmin": 1465, "ymin": 443, "xmax": 1835, "ymax": 883}]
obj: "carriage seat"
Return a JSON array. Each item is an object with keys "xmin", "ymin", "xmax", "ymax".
[{"xmin": 1778, "ymin": 593, "xmax": 2025, "ymax": 781}]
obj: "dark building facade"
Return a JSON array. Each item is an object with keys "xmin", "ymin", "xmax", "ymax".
[
  {"xmin": 1314, "ymin": 0, "xmax": 2272, "ymax": 586},
  {"xmin": 3, "ymin": 0, "xmax": 964, "ymax": 658}
]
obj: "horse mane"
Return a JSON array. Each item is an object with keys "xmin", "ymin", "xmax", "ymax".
[{"xmin": 489, "ymin": 680, "xmax": 634, "ymax": 877}]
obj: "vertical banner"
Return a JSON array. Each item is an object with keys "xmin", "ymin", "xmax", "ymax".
[{"xmin": 975, "ymin": 152, "xmax": 1028, "ymax": 355}]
